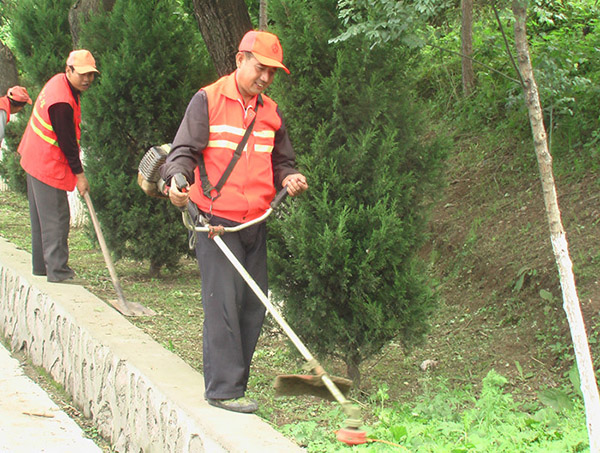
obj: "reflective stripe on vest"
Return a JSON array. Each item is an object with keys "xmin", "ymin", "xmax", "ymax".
[
  {"xmin": 30, "ymin": 106, "xmax": 59, "ymax": 146},
  {"xmin": 189, "ymin": 72, "xmax": 282, "ymax": 223}
]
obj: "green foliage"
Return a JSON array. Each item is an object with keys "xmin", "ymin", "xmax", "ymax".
[
  {"xmin": 280, "ymin": 371, "xmax": 589, "ymax": 452},
  {"xmin": 0, "ymin": 0, "xmax": 73, "ymax": 194},
  {"xmin": 0, "ymin": 114, "xmax": 27, "ymax": 194},
  {"xmin": 332, "ymin": 0, "xmax": 456, "ymax": 48},
  {"xmin": 8, "ymin": 0, "xmax": 73, "ymax": 88},
  {"xmin": 267, "ymin": 0, "xmax": 447, "ymax": 376},
  {"xmin": 77, "ymin": 0, "xmax": 215, "ymax": 272}
]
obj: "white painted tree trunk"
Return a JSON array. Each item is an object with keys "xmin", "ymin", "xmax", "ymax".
[
  {"xmin": 512, "ymin": 2, "xmax": 600, "ymax": 451},
  {"xmin": 68, "ymin": 190, "xmax": 87, "ymax": 227}
]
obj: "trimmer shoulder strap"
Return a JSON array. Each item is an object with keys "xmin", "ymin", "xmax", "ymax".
[{"xmin": 198, "ymin": 94, "xmax": 262, "ymax": 201}]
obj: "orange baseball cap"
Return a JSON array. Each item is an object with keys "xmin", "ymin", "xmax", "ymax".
[
  {"xmin": 238, "ymin": 30, "xmax": 289, "ymax": 74},
  {"xmin": 66, "ymin": 49, "xmax": 99, "ymax": 74},
  {"xmin": 7, "ymin": 86, "xmax": 32, "ymax": 104}
]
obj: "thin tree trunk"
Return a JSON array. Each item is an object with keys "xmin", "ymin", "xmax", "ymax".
[
  {"xmin": 259, "ymin": 0, "xmax": 268, "ymax": 30},
  {"xmin": 512, "ymin": 2, "xmax": 600, "ymax": 450},
  {"xmin": 0, "ymin": 41, "xmax": 19, "ymax": 94},
  {"xmin": 69, "ymin": 0, "xmax": 116, "ymax": 47},
  {"xmin": 345, "ymin": 349, "xmax": 361, "ymax": 388},
  {"xmin": 460, "ymin": 0, "xmax": 475, "ymax": 95},
  {"xmin": 190, "ymin": 0, "xmax": 252, "ymax": 77}
]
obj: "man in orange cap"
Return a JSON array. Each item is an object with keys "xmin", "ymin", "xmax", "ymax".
[
  {"xmin": 18, "ymin": 49, "xmax": 99, "ymax": 283},
  {"xmin": 0, "ymin": 85, "xmax": 32, "ymax": 144},
  {"xmin": 161, "ymin": 30, "xmax": 308, "ymax": 413}
]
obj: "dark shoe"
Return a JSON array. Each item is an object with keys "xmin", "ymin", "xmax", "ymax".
[
  {"xmin": 33, "ymin": 271, "xmax": 47, "ymax": 276},
  {"xmin": 206, "ymin": 397, "xmax": 258, "ymax": 413}
]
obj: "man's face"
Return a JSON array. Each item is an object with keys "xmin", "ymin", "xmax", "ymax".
[
  {"xmin": 235, "ymin": 52, "xmax": 276, "ymax": 102},
  {"xmin": 66, "ymin": 66, "xmax": 95, "ymax": 92}
]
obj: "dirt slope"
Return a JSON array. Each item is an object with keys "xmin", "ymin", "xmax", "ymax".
[{"xmin": 359, "ymin": 133, "xmax": 600, "ymax": 404}]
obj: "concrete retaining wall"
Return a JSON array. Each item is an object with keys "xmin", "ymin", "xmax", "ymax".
[{"xmin": 0, "ymin": 237, "xmax": 303, "ymax": 453}]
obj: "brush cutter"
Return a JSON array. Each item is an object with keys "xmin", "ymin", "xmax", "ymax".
[
  {"xmin": 83, "ymin": 192, "xmax": 155, "ymax": 317},
  {"xmin": 175, "ymin": 175, "xmax": 366, "ymax": 444}
]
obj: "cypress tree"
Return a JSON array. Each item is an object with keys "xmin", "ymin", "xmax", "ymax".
[
  {"xmin": 78, "ymin": 0, "xmax": 215, "ymax": 275},
  {"xmin": 267, "ymin": 0, "xmax": 447, "ymax": 384}
]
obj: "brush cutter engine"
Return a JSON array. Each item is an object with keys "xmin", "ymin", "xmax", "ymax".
[{"xmin": 137, "ymin": 143, "xmax": 172, "ymax": 198}]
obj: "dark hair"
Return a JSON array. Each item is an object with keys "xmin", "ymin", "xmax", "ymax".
[{"xmin": 8, "ymin": 98, "xmax": 27, "ymax": 108}]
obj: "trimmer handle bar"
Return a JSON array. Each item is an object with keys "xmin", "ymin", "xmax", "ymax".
[{"xmin": 180, "ymin": 186, "xmax": 289, "ymax": 233}]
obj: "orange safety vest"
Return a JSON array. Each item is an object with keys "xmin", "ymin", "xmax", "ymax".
[
  {"xmin": 0, "ymin": 96, "xmax": 10, "ymax": 123},
  {"xmin": 18, "ymin": 73, "xmax": 81, "ymax": 191},
  {"xmin": 189, "ymin": 72, "xmax": 280, "ymax": 223}
]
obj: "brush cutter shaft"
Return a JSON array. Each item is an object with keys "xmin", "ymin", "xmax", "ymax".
[
  {"xmin": 212, "ymin": 235, "xmax": 314, "ymax": 361},
  {"xmin": 212, "ymin": 234, "xmax": 353, "ymax": 409}
]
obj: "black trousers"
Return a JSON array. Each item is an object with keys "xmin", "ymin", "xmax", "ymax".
[
  {"xmin": 27, "ymin": 174, "xmax": 74, "ymax": 282},
  {"xmin": 194, "ymin": 215, "xmax": 267, "ymax": 400}
]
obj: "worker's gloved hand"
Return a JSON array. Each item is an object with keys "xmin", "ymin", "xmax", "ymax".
[
  {"xmin": 168, "ymin": 174, "xmax": 189, "ymax": 208},
  {"xmin": 282, "ymin": 173, "xmax": 308, "ymax": 197}
]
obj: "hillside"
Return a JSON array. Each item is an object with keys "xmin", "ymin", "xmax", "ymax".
[{"xmin": 357, "ymin": 126, "xmax": 600, "ymax": 405}]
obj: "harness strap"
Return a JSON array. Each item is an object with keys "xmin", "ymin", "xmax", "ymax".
[{"xmin": 198, "ymin": 94, "xmax": 262, "ymax": 203}]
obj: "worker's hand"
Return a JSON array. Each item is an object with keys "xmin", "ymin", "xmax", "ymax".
[
  {"xmin": 282, "ymin": 173, "xmax": 308, "ymax": 197},
  {"xmin": 168, "ymin": 182, "xmax": 190, "ymax": 208},
  {"xmin": 75, "ymin": 173, "xmax": 89, "ymax": 196}
]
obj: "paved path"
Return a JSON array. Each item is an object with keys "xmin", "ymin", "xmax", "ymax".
[{"xmin": 0, "ymin": 341, "xmax": 101, "ymax": 453}]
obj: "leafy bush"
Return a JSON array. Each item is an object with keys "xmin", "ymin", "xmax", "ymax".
[
  {"xmin": 0, "ymin": 0, "xmax": 73, "ymax": 193},
  {"xmin": 77, "ymin": 0, "xmax": 214, "ymax": 274},
  {"xmin": 267, "ymin": 0, "xmax": 447, "ymax": 382}
]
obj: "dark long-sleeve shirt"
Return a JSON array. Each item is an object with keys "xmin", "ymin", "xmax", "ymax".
[
  {"xmin": 161, "ymin": 90, "xmax": 298, "ymax": 189},
  {"xmin": 48, "ymin": 81, "xmax": 83, "ymax": 175}
]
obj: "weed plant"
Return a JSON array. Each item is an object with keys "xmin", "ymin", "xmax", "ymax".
[{"xmin": 280, "ymin": 370, "xmax": 588, "ymax": 452}]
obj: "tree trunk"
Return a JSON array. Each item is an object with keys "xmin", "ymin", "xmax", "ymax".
[
  {"xmin": 460, "ymin": 0, "xmax": 475, "ymax": 95},
  {"xmin": 259, "ymin": 0, "xmax": 268, "ymax": 30},
  {"xmin": 0, "ymin": 41, "xmax": 19, "ymax": 94},
  {"xmin": 69, "ymin": 0, "xmax": 116, "ymax": 47},
  {"xmin": 345, "ymin": 349, "xmax": 361, "ymax": 388},
  {"xmin": 190, "ymin": 0, "xmax": 252, "ymax": 77},
  {"xmin": 512, "ymin": 2, "xmax": 600, "ymax": 450}
]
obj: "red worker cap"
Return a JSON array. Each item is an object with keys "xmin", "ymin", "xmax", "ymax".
[
  {"xmin": 7, "ymin": 86, "xmax": 32, "ymax": 104},
  {"xmin": 238, "ymin": 30, "xmax": 289, "ymax": 74}
]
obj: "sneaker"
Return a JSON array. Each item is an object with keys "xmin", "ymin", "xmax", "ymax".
[{"xmin": 206, "ymin": 397, "xmax": 258, "ymax": 413}]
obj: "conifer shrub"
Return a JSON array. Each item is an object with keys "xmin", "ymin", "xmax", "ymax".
[
  {"xmin": 267, "ymin": 0, "xmax": 448, "ymax": 383},
  {"xmin": 77, "ymin": 0, "xmax": 215, "ymax": 274}
]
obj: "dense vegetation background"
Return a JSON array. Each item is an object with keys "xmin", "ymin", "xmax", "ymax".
[{"xmin": 0, "ymin": 0, "xmax": 599, "ymax": 451}]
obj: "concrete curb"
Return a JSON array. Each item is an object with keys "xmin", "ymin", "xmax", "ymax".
[{"xmin": 0, "ymin": 237, "xmax": 303, "ymax": 452}]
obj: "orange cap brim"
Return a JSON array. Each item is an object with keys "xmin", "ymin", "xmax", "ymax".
[{"xmin": 253, "ymin": 53, "xmax": 290, "ymax": 74}]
